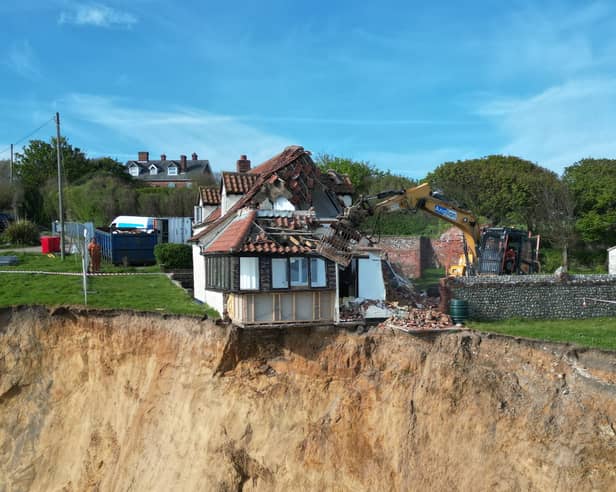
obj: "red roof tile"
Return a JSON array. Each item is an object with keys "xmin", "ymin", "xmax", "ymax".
[
  {"xmin": 199, "ymin": 186, "xmax": 221, "ymax": 205},
  {"xmin": 222, "ymin": 172, "xmax": 259, "ymax": 194},
  {"xmin": 249, "ymin": 145, "xmax": 308, "ymax": 176},
  {"xmin": 204, "ymin": 211, "xmax": 256, "ymax": 253}
]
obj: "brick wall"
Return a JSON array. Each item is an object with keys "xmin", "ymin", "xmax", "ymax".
[
  {"xmin": 378, "ymin": 229, "xmax": 465, "ymax": 278},
  {"xmin": 377, "ymin": 237, "xmax": 423, "ymax": 278},
  {"xmin": 448, "ymin": 274, "xmax": 616, "ymax": 320}
]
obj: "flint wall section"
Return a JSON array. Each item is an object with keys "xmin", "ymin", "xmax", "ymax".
[{"xmin": 449, "ymin": 274, "xmax": 616, "ymax": 320}]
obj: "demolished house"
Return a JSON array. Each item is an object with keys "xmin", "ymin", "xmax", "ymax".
[{"xmin": 190, "ymin": 146, "xmax": 389, "ymax": 326}]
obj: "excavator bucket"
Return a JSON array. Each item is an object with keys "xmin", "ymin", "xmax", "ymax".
[{"xmin": 317, "ymin": 220, "xmax": 362, "ymax": 267}]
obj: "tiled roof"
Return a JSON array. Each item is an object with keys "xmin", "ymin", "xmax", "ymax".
[
  {"xmin": 222, "ymin": 172, "xmax": 259, "ymax": 194},
  {"xmin": 204, "ymin": 211, "xmax": 256, "ymax": 253},
  {"xmin": 199, "ymin": 186, "xmax": 221, "ymax": 205},
  {"xmin": 192, "ymin": 145, "xmax": 338, "ymax": 242},
  {"xmin": 249, "ymin": 145, "xmax": 309, "ymax": 176},
  {"xmin": 126, "ymin": 160, "xmax": 213, "ymax": 181}
]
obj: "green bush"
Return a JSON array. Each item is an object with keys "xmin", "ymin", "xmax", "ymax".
[
  {"xmin": 3, "ymin": 220, "xmax": 40, "ymax": 245},
  {"xmin": 154, "ymin": 243, "xmax": 192, "ymax": 269}
]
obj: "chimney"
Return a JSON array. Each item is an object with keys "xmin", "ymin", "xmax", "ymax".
[
  {"xmin": 236, "ymin": 154, "xmax": 251, "ymax": 173},
  {"xmin": 138, "ymin": 151, "xmax": 149, "ymax": 162},
  {"xmin": 160, "ymin": 154, "xmax": 167, "ymax": 161},
  {"xmin": 180, "ymin": 155, "xmax": 187, "ymax": 172},
  {"xmin": 192, "ymin": 152, "xmax": 198, "ymax": 160}
]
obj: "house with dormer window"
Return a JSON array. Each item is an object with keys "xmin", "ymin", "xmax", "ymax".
[
  {"xmin": 190, "ymin": 146, "xmax": 385, "ymax": 326},
  {"xmin": 125, "ymin": 151, "xmax": 215, "ymax": 188}
]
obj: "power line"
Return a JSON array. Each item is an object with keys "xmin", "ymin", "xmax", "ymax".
[{"xmin": 0, "ymin": 116, "xmax": 56, "ymax": 157}]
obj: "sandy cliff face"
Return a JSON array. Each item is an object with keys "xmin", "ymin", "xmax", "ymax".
[{"xmin": 0, "ymin": 306, "xmax": 615, "ymax": 491}]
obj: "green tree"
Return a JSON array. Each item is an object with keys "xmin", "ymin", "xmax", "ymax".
[
  {"xmin": 15, "ymin": 138, "xmax": 90, "ymax": 224},
  {"xmin": 65, "ymin": 175, "xmax": 138, "ymax": 226},
  {"xmin": 426, "ymin": 155, "xmax": 561, "ymax": 229},
  {"xmin": 563, "ymin": 158, "xmax": 616, "ymax": 246},
  {"xmin": 532, "ymin": 180, "xmax": 576, "ymax": 270}
]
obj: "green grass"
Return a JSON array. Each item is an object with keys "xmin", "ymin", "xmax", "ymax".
[
  {"xmin": 469, "ymin": 318, "xmax": 616, "ymax": 351},
  {"xmin": 0, "ymin": 251, "xmax": 161, "ymax": 273},
  {"xmin": 0, "ymin": 253, "xmax": 218, "ymax": 318}
]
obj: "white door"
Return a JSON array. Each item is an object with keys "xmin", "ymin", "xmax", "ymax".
[{"xmin": 357, "ymin": 254, "xmax": 386, "ymax": 300}]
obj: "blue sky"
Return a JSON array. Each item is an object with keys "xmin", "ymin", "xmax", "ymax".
[{"xmin": 2, "ymin": 0, "xmax": 616, "ymax": 178}]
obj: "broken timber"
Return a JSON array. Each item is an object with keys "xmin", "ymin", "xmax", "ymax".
[{"xmin": 317, "ymin": 221, "xmax": 362, "ymax": 266}]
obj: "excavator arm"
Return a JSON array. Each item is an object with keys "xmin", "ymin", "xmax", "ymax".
[
  {"xmin": 323, "ymin": 183, "xmax": 481, "ymax": 275},
  {"xmin": 369, "ymin": 183, "xmax": 481, "ymax": 275}
]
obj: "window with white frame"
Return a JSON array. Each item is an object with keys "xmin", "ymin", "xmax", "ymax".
[
  {"xmin": 167, "ymin": 165, "xmax": 178, "ymax": 176},
  {"xmin": 149, "ymin": 165, "xmax": 158, "ymax": 175},
  {"xmin": 272, "ymin": 258, "xmax": 289, "ymax": 288},
  {"xmin": 310, "ymin": 258, "xmax": 326, "ymax": 287},
  {"xmin": 240, "ymin": 257, "xmax": 259, "ymax": 290},
  {"xmin": 129, "ymin": 165, "xmax": 139, "ymax": 177},
  {"xmin": 290, "ymin": 257, "xmax": 308, "ymax": 287}
]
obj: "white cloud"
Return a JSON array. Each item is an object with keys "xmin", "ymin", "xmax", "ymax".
[
  {"xmin": 478, "ymin": 78, "xmax": 616, "ymax": 173},
  {"xmin": 60, "ymin": 94, "xmax": 292, "ymax": 170},
  {"xmin": 486, "ymin": 2, "xmax": 615, "ymax": 80},
  {"xmin": 59, "ymin": 3, "xmax": 137, "ymax": 28},
  {"xmin": 361, "ymin": 148, "xmax": 476, "ymax": 179},
  {"xmin": 5, "ymin": 41, "xmax": 39, "ymax": 79}
]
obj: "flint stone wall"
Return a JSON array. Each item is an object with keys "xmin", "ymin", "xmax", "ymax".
[{"xmin": 449, "ymin": 274, "xmax": 616, "ymax": 320}]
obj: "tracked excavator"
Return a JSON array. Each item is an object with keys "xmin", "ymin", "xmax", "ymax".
[{"xmin": 318, "ymin": 183, "xmax": 540, "ymax": 277}]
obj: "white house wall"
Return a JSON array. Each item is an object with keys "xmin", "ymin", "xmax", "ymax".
[
  {"xmin": 204, "ymin": 290, "xmax": 225, "ymax": 316},
  {"xmin": 221, "ymin": 184, "xmax": 243, "ymax": 216},
  {"xmin": 609, "ymin": 247, "xmax": 616, "ymax": 275},
  {"xmin": 358, "ymin": 253, "xmax": 386, "ymax": 300},
  {"xmin": 192, "ymin": 245, "xmax": 206, "ymax": 303}
]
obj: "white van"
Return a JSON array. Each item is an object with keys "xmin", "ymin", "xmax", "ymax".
[{"xmin": 109, "ymin": 216, "xmax": 157, "ymax": 233}]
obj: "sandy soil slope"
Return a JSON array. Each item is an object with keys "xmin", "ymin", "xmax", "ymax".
[{"xmin": 1, "ymin": 306, "xmax": 615, "ymax": 491}]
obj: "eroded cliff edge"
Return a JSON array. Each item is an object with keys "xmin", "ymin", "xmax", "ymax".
[{"xmin": 1, "ymin": 306, "xmax": 615, "ymax": 491}]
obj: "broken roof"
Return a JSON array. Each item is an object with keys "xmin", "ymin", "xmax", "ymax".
[
  {"xmin": 191, "ymin": 146, "xmax": 354, "ymax": 248},
  {"xmin": 203, "ymin": 210, "xmax": 321, "ymax": 255},
  {"xmin": 320, "ymin": 170, "xmax": 354, "ymax": 195}
]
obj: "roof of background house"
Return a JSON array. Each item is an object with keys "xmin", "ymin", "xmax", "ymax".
[
  {"xmin": 126, "ymin": 159, "xmax": 213, "ymax": 181},
  {"xmin": 199, "ymin": 186, "xmax": 221, "ymax": 205},
  {"xmin": 222, "ymin": 172, "xmax": 259, "ymax": 194}
]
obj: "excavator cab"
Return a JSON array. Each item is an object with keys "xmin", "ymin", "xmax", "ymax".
[{"xmin": 477, "ymin": 228, "xmax": 540, "ymax": 275}]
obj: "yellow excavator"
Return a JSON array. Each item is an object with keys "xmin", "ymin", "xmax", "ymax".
[{"xmin": 320, "ymin": 183, "xmax": 540, "ymax": 276}]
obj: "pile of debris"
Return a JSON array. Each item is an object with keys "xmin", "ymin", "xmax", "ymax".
[
  {"xmin": 381, "ymin": 307, "xmax": 453, "ymax": 331},
  {"xmin": 338, "ymin": 298, "xmax": 454, "ymax": 331},
  {"xmin": 381, "ymin": 259, "xmax": 423, "ymax": 307}
]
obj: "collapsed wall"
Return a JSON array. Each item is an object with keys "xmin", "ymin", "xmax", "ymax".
[
  {"xmin": 1, "ymin": 306, "xmax": 615, "ymax": 491},
  {"xmin": 450, "ymin": 274, "xmax": 616, "ymax": 320}
]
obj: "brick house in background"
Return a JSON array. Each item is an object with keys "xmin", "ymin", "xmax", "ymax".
[
  {"xmin": 125, "ymin": 151, "xmax": 214, "ymax": 188},
  {"xmin": 189, "ymin": 146, "xmax": 382, "ymax": 326}
]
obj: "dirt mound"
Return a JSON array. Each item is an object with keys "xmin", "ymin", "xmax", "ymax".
[{"xmin": 1, "ymin": 306, "xmax": 615, "ymax": 491}]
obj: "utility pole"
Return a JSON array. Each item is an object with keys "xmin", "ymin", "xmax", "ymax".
[
  {"xmin": 9, "ymin": 144, "xmax": 13, "ymax": 183},
  {"xmin": 55, "ymin": 112, "xmax": 65, "ymax": 260}
]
